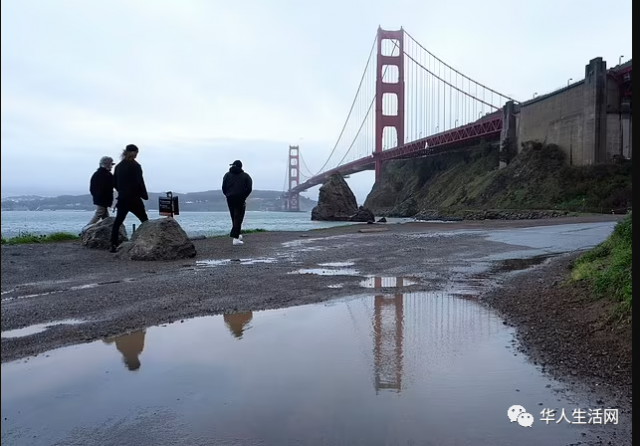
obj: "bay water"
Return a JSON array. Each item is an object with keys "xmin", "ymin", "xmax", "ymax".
[{"xmin": 0, "ymin": 210, "xmax": 393, "ymax": 238}]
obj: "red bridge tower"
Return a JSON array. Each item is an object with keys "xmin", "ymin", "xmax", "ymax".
[
  {"xmin": 285, "ymin": 145, "xmax": 300, "ymax": 212},
  {"xmin": 375, "ymin": 27, "xmax": 406, "ymax": 181}
]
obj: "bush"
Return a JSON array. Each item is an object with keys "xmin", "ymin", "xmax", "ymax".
[{"xmin": 572, "ymin": 213, "xmax": 632, "ymax": 311}]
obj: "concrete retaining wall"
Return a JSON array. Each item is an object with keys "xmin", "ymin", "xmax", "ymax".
[
  {"xmin": 516, "ymin": 82, "xmax": 588, "ymax": 164},
  {"xmin": 506, "ymin": 57, "xmax": 632, "ymax": 166}
]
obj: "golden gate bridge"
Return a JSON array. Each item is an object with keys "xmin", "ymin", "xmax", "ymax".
[{"xmin": 280, "ymin": 26, "xmax": 632, "ymax": 212}]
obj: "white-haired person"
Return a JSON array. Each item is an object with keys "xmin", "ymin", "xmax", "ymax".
[{"xmin": 86, "ymin": 155, "xmax": 115, "ymax": 227}]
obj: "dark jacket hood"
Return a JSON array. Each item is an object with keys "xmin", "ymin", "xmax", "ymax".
[{"xmin": 229, "ymin": 165, "xmax": 244, "ymax": 175}]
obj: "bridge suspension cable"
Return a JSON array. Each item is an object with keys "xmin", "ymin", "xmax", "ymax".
[
  {"xmin": 394, "ymin": 38, "xmax": 511, "ymax": 111},
  {"xmin": 336, "ymin": 100, "xmax": 375, "ymax": 168},
  {"xmin": 291, "ymin": 28, "xmax": 515, "ymax": 188},
  {"xmin": 282, "ymin": 157, "xmax": 289, "ymax": 194},
  {"xmin": 298, "ymin": 152, "xmax": 316, "ymax": 179},
  {"xmin": 403, "ymin": 30, "xmax": 517, "ymax": 104},
  {"xmin": 399, "ymin": 30, "xmax": 515, "ymax": 147},
  {"xmin": 335, "ymin": 41, "xmax": 400, "ymax": 166},
  {"xmin": 305, "ymin": 31, "xmax": 378, "ymax": 177}
]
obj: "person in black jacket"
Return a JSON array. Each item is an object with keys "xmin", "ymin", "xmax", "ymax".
[
  {"xmin": 222, "ymin": 160, "xmax": 253, "ymax": 245},
  {"xmin": 110, "ymin": 144, "xmax": 149, "ymax": 252},
  {"xmin": 85, "ymin": 156, "xmax": 115, "ymax": 227}
]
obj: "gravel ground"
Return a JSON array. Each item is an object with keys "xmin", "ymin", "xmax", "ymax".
[
  {"xmin": 481, "ymin": 252, "xmax": 633, "ymax": 446},
  {"xmin": 1, "ymin": 214, "xmax": 631, "ymax": 445},
  {"xmin": 1, "ymin": 218, "xmax": 533, "ymax": 361}
]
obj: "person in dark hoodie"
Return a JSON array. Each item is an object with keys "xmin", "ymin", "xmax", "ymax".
[
  {"xmin": 222, "ymin": 160, "xmax": 253, "ymax": 245},
  {"xmin": 85, "ymin": 156, "xmax": 115, "ymax": 228},
  {"xmin": 110, "ymin": 144, "xmax": 149, "ymax": 252}
]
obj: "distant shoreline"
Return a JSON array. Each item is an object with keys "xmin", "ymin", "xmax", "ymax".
[{"xmin": 0, "ymin": 209, "xmax": 311, "ymax": 213}]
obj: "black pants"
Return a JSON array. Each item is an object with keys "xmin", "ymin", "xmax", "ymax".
[
  {"xmin": 111, "ymin": 198, "xmax": 149, "ymax": 246},
  {"xmin": 227, "ymin": 196, "xmax": 246, "ymax": 239}
]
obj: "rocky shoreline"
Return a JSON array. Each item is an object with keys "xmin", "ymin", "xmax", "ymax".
[{"xmin": 414, "ymin": 208, "xmax": 574, "ymax": 221}]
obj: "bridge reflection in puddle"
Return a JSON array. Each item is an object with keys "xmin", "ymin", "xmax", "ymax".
[
  {"xmin": 359, "ymin": 276, "xmax": 419, "ymax": 289},
  {"xmin": 1, "ymin": 293, "xmax": 582, "ymax": 446}
]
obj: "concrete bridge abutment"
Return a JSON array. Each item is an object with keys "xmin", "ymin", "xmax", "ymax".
[
  {"xmin": 499, "ymin": 101, "xmax": 518, "ymax": 169},
  {"xmin": 510, "ymin": 57, "xmax": 630, "ymax": 167}
]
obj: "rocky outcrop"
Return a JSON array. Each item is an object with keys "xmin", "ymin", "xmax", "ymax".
[
  {"xmin": 311, "ymin": 174, "xmax": 358, "ymax": 221},
  {"xmin": 81, "ymin": 217, "xmax": 127, "ymax": 250},
  {"xmin": 311, "ymin": 173, "xmax": 375, "ymax": 222},
  {"xmin": 116, "ymin": 218, "xmax": 196, "ymax": 261},
  {"xmin": 364, "ymin": 142, "xmax": 632, "ymax": 218},
  {"xmin": 350, "ymin": 206, "xmax": 375, "ymax": 223}
]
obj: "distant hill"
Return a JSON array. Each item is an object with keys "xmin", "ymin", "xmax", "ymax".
[{"xmin": 1, "ymin": 190, "xmax": 316, "ymax": 212}]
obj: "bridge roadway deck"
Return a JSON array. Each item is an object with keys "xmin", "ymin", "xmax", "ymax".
[{"xmin": 291, "ymin": 115, "xmax": 503, "ymax": 193}]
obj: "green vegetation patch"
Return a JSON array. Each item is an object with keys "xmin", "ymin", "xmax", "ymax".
[
  {"xmin": 1, "ymin": 231, "xmax": 80, "ymax": 245},
  {"xmin": 241, "ymin": 228, "xmax": 268, "ymax": 234},
  {"xmin": 572, "ymin": 212, "xmax": 633, "ymax": 312}
]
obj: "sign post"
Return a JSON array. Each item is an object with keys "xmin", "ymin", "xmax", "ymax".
[{"xmin": 159, "ymin": 191, "xmax": 180, "ymax": 217}]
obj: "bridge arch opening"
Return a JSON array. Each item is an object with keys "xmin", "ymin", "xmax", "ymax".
[
  {"xmin": 382, "ymin": 92, "xmax": 399, "ymax": 117},
  {"xmin": 382, "ymin": 65, "xmax": 399, "ymax": 84},
  {"xmin": 382, "ymin": 126, "xmax": 398, "ymax": 150},
  {"xmin": 380, "ymin": 39, "xmax": 401, "ymax": 58}
]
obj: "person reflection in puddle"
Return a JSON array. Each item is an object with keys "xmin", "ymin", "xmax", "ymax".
[
  {"xmin": 103, "ymin": 330, "xmax": 146, "ymax": 371},
  {"xmin": 223, "ymin": 312, "xmax": 253, "ymax": 339}
]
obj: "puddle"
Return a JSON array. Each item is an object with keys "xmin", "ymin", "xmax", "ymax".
[
  {"xmin": 239, "ymin": 258, "xmax": 278, "ymax": 265},
  {"xmin": 195, "ymin": 259, "xmax": 232, "ymax": 267},
  {"xmin": 359, "ymin": 276, "xmax": 419, "ymax": 288},
  {"xmin": 196, "ymin": 258, "xmax": 279, "ymax": 268},
  {"xmin": 290, "ymin": 268, "xmax": 361, "ymax": 276},
  {"xmin": 1, "ymin": 290, "xmax": 58, "ymax": 302},
  {"xmin": 1, "ymin": 319, "xmax": 85, "ymax": 338},
  {"xmin": 406, "ymin": 229, "xmax": 483, "ymax": 239},
  {"xmin": 70, "ymin": 283, "xmax": 100, "ymax": 291},
  {"xmin": 490, "ymin": 254, "xmax": 558, "ymax": 273},
  {"xmin": 281, "ymin": 237, "xmax": 324, "ymax": 248},
  {"xmin": 280, "ymin": 236, "xmax": 348, "ymax": 249},
  {"xmin": 318, "ymin": 261, "xmax": 355, "ymax": 267},
  {"xmin": 1, "ymin": 293, "xmax": 584, "ymax": 446},
  {"xmin": 1, "ymin": 279, "xmax": 137, "ymax": 302}
]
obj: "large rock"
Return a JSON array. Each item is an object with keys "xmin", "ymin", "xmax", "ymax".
[
  {"xmin": 81, "ymin": 217, "xmax": 128, "ymax": 250},
  {"xmin": 311, "ymin": 173, "xmax": 375, "ymax": 222},
  {"xmin": 117, "ymin": 218, "xmax": 196, "ymax": 261},
  {"xmin": 350, "ymin": 206, "xmax": 375, "ymax": 223}
]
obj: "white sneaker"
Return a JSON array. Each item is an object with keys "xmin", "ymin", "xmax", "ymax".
[
  {"xmin": 239, "ymin": 234, "xmax": 243, "ymax": 241},
  {"xmin": 233, "ymin": 238, "xmax": 244, "ymax": 246}
]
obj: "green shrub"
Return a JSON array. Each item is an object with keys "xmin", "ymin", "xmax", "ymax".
[{"xmin": 572, "ymin": 213, "xmax": 632, "ymax": 311}]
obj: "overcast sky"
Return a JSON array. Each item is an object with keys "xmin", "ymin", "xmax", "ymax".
[{"xmin": 1, "ymin": 0, "xmax": 632, "ymax": 203}]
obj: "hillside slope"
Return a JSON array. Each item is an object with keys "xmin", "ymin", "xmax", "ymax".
[{"xmin": 364, "ymin": 142, "xmax": 632, "ymax": 218}]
